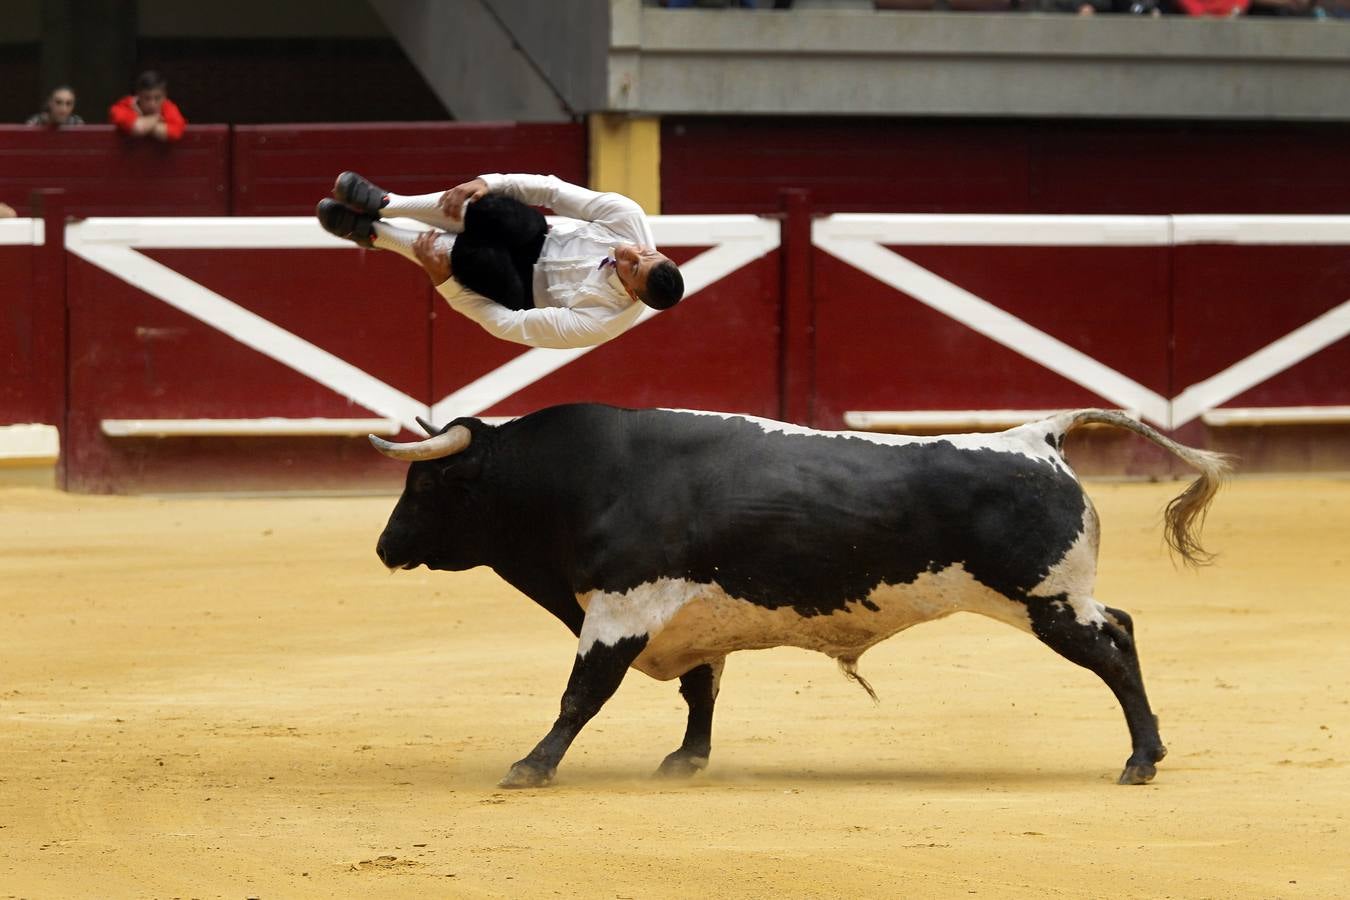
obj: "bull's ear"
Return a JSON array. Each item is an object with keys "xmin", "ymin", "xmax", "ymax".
[{"xmin": 415, "ymin": 416, "xmax": 438, "ymax": 437}]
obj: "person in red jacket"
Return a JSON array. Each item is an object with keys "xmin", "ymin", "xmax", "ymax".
[{"xmin": 108, "ymin": 70, "xmax": 186, "ymax": 142}]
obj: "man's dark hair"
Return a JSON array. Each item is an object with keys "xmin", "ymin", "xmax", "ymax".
[
  {"xmin": 641, "ymin": 260, "xmax": 684, "ymax": 311},
  {"xmin": 135, "ymin": 70, "xmax": 167, "ymax": 92}
]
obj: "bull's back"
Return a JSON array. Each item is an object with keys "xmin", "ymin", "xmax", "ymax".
[{"xmin": 531, "ymin": 407, "xmax": 1088, "ymax": 611}]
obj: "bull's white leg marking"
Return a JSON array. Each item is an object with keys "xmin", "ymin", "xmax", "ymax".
[
  {"xmin": 1030, "ymin": 501, "xmax": 1106, "ymax": 627},
  {"xmin": 589, "ymin": 567, "xmax": 1034, "ymax": 682},
  {"xmin": 662, "ymin": 408, "xmax": 1070, "ymax": 469}
]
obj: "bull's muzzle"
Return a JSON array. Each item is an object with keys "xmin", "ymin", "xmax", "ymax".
[{"xmin": 375, "ymin": 536, "xmax": 417, "ymax": 570}]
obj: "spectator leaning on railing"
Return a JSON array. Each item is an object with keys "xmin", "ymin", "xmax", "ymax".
[
  {"xmin": 26, "ymin": 86, "xmax": 84, "ymax": 127},
  {"xmin": 108, "ymin": 70, "xmax": 186, "ymax": 142}
]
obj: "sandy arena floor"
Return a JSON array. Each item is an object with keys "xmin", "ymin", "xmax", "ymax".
[{"xmin": 1, "ymin": 478, "xmax": 1347, "ymax": 899}]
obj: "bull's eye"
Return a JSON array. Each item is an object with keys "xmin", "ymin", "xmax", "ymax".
[{"xmin": 413, "ymin": 471, "xmax": 437, "ymax": 494}]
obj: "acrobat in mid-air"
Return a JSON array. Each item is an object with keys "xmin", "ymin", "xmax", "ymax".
[{"xmin": 317, "ymin": 172, "xmax": 684, "ymax": 349}]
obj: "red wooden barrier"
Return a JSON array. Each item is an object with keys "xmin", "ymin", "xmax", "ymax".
[
  {"xmin": 810, "ymin": 218, "xmax": 1173, "ymax": 426},
  {"xmin": 0, "ymin": 126, "xmax": 230, "ymax": 218},
  {"xmin": 1172, "ymin": 244, "xmax": 1350, "ymax": 412},
  {"xmin": 55, "ymin": 214, "xmax": 781, "ymax": 492},
  {"xmin": 0, "ymin": 192, "xmax": 66, "ymax": 434},
  {"xmin": 0, "ymin": 234, "xmax": 43, "ymax": 421},
  {"xmin": 445, "ymin": 245, "xmax": 783, "ymax": 420},
  {"xmin": 0, "ymin": 122, "xmax": 585, "ymax": 220},
  {"xmin": 1168, "ymin": 223, "xmax": 1350, "ymax": 470},
  {"xmin": 779, "ymin": 189, "xmax": 814, "ymax": 425},
  {"xmin": 661, "ymin": 118, "xmax": 1350, "ymax": 216},
  {"xmin": 810, "ymin": 237, "xmax": 1177, "ymax": 475},
  {"xmin": 7, "ymin": 205, "xmax": 1349, "ymax": 490},
  {"xmin": 230, "ymin": 123, "xmax": 587, "ymax": 216},
  {"xmin": 61, "ymin": 227, "xmax": 434, "ymax": 493}
]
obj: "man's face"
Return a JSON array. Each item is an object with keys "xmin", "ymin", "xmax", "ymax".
[
  {"xmin": 48, "ymin": 90, "xmax": 75, "ymax": 123},
  {"xmin": 136, "ymin": 88, "xmax": 166, "ymax": 117},
  {"xmin": 614, "ymin": 244, "xmax": 669, "ymax": 303}
]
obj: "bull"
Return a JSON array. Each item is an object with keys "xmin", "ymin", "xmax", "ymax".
[{"xmin": 370, "ymin": 404, "xmax": 1229, "ymax": 788}]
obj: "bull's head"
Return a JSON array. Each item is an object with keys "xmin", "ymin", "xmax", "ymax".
[{"xmin": 370, "ymin": 417, "xmax": 491, "ymax": 572}]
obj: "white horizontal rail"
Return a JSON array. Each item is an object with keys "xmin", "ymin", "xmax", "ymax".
[
  {"xmin": 1201, "ymin": 406, "xmax": 1350, "ymax": 427},
  {"xmin": 816, "ymin": 214, "xmax": 1171, "ymax": 246},
  {"xmin": 0, "ymin": 218, "xmax": 44, "ymax": 246},
  {"xmin": 844, "ymin": 409, "xmax": 1141, "ymax": 432},
  {"xmin": 845, "ymin": 409, "xmax": 1065, "ymax": 431},
  {"xmin": 100, "ymin": 417, "xmax": 402, "ymax": 438},
  {"xmin": 69, "ymin": 217, "xmax": 350, "ymax": 249},
  {"xmin": 65, "ymin": 214, "xmax": 779, "ymax": 251},
  {"xmin": 1173, "ymin": 216, "xmax": 1350, "ymax": 246},
  {"xmin": 649, "ymin": 214, "xmax": 782, "ymax": 250},
  {"xmin": 815, "ymin": 214, "xmax": 1350, "ymax": 247},
  {"xmin": 0, "ymin": 424, "xmax": 59, "ymax": 462},
  {"xmin": 62, "ymin": 214, "xmax": 1350, "ymax": 251}
]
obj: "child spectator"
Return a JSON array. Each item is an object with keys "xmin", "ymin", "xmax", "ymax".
[
  {"xmin": 108, "ymin": 70, "xmax": 186, "ymax": 142},
  {"xmin": 26, "ymin": 86, "xmax": 84, "ymax": 127}
]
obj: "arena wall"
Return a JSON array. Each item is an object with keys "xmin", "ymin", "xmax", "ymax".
[
  {"xmin": 0, "ymin": 126, "xmax": 231, "ymax": 218},
  {"xmin": 6, "ymin": 207, "xmax": 1348, "ymax": 492},
  {"xmin": 3, "ymin": 121, "xmax": 1348, "ymax": 491},
  {"xmin": 0, "ymin": 123, "xmax": 586, "ymax": 218}
]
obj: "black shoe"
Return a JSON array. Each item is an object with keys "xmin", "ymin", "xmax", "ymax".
[
  {"xmin": 315, "ymin": 198, "xmax": 376, "ymax": 248},
  {"xmin": 333, "ymin": 171, "xmax": 389, "ymax": 214}
]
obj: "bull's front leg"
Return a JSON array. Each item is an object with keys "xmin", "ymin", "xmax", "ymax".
[
  {"xmin": 499, "ymin": 633, "xmax": 648, "ymax": 788},
  {"xmin": 656, "ymin": 658, "xmax": 725, "ymax": 778}
]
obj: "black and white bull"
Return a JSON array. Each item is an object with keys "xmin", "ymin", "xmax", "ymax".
[{"xmin": 370, "ymin": 404, "xmax": 1229, "ymax": 788}]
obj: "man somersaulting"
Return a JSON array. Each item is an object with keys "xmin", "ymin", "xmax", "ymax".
[{"xmin": 317, "ymin": 172, "xmax": 684, "ymax": 349}]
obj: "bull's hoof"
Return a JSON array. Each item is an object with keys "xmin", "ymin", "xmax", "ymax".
[
  {"xmin": 498, "ymin": 761, "xmax": 554, "ymax": 789},
  {"xmin": 1117, "ymin": 763, "xmax": 1157, "ymax": 785},
  {"xmin": 655, "ymin": 750, "xmax": 709, "ymax": 778},
  {"xmin": 1117, "ymin": 742, "xmax": 1167, "ymax": 785}
]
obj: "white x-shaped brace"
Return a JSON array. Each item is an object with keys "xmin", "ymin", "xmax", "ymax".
[
  {"xmin": 814, "ymin": 215, "xmax": 1350, "ymax": 429},
  {"xmin": 65, "ymin": 214, "xmax": 1350, "ymax": 432},
  {"xmin": 64, "ymin": 216, "xmax": 781, "ymax": 433}
]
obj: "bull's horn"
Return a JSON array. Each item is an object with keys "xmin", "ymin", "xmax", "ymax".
[
  {"xmin": 369, "ymin": 424, "xmax": 472, "ymax": 461},
  {"xmin": 414, "ymin": 416, "xmax": 438, "ymax": 437}
]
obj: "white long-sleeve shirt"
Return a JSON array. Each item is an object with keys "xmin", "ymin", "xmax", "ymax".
[{"xmin": 436, "ymin": 173, "xmax": 656, "ymax": 349}]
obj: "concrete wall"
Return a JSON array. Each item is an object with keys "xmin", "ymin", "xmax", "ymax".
[
  {"xmin": 615, "ymin": 6, "xmax": 1350, "ymax": 121},
  {"xmin": 364, "ymin": 1, "xmax": 1350, "ymax": 123},
  {"xmin": 10, "ymin": 1, "xmax": 1347, "ymax": 125},
  {"xmin": 370, "ymin": 0, "xmax": 578, "ymax": 122}
]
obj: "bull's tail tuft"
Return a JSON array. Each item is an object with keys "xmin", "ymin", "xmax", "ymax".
[
  {"xmin": 838, "ymin": 657, "xmax": 879, "ymax": 704},
  {"xmin": 1048, "ymin": 409, "xmax": 1234, "ymax": 567}
]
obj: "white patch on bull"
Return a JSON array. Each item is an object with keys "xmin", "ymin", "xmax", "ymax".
[
  {"xmin": 577, "ymin": 579, "xmax": 708, "ymax": 660},
  {"xmin": 577, "ymin": 566, "xmax": 1033, "ymax": 683},
  {"xmin": 661, "ymin": 408, "xmax": 1067, "ymax": 469},
  {"xmin": 1029, "ymin": 500, "xmax": 1106, "ymax": 627}
]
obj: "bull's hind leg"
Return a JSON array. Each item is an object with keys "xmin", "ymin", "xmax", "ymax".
[
  {"xmin": 499, "ymin": 635, "xmax": 648, "ymax": 788},
  {"xmin": 656, "ymin": 658, "xmax": 726, "ymax": 778},
  {"xmin": 1028, "ymin": 600, "xmax": 1167, "ymax": 785}
]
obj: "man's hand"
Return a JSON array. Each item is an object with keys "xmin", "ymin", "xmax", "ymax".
[
  {"xmin": 438, "ymin": 178, "xmax": 489, "ymax": 223},
  {"xmin": 131, "ymin": 114, "xmax": 159, "ymax": 137},
  {"xmin": 412, "ymin": 231, "xmax": 452, "ymax": 285}
]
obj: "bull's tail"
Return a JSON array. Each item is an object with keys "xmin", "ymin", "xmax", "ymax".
[{"xmin": 1045, "ymin": 409, "xmax": 1233, "ymax": 567}]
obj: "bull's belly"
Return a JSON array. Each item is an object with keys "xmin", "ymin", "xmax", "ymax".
[{"xmin": 582, "ymin": 565, "xmax": 1034, "ymax": 681}]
